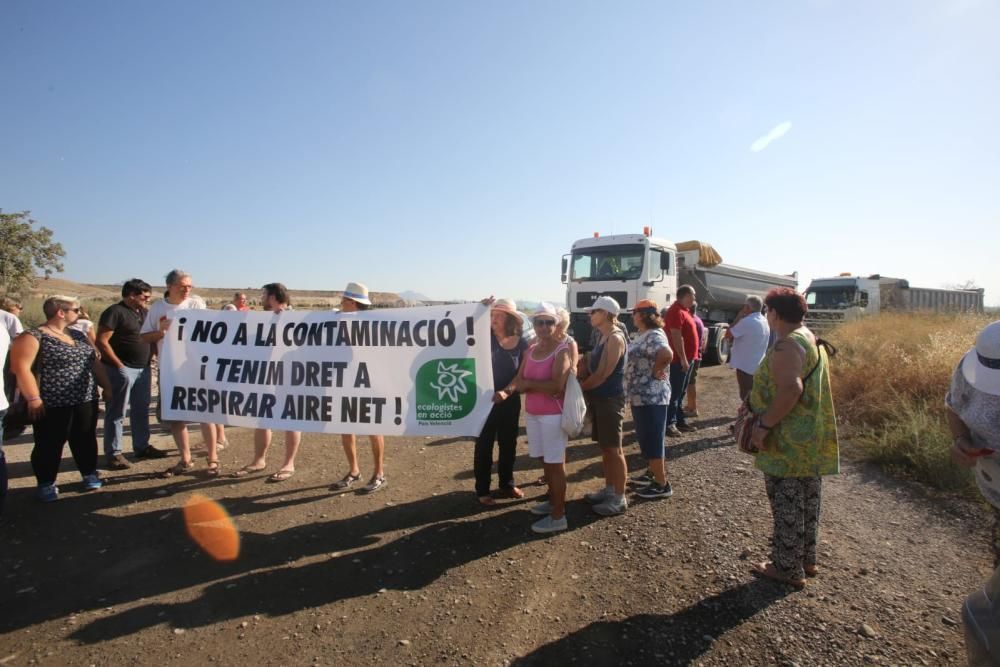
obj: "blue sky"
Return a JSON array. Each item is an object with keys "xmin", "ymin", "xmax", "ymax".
[{"xmin": 2, "ymin": 0, "xmax": 997, "ymax": 305}]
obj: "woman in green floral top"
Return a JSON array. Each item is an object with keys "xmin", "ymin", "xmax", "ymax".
[{"xmin": 748, "ymin": 288, "xmax": 839, "ymax": 589}]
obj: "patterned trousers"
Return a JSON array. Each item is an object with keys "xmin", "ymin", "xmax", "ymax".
[
  {"xmin": 991, "ymin": 506, "xmax": 1000, "ymax": 568},
  {"xmin": 764, "ymin": 474, "xmax": 822, "ymax": 580}
]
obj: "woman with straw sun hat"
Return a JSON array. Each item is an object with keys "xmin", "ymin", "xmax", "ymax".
[{"xmin": 473, "ymin": 298, "xmax": 529, "ymax": 506}]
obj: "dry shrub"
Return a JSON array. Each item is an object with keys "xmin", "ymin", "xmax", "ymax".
[{"xmin": 827, "ymin": 312, "xmax": 991, "ymax": 491}]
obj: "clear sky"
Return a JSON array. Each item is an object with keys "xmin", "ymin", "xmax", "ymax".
[{"xmin": 2, "ymin": 0, "xmax": 998, "ymax": 305}]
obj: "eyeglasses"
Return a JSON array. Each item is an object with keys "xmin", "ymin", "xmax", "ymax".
[{"xmin": 533, "ymin": 319, "xmax": 556, "ymax": 327}]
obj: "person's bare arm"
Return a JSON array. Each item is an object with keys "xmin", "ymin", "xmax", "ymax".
[
  {"xmin": 668, "ymin": 328, "xmax": 688, "ymax": 370},
  {"xmin": 96, "ymin": 326, "xmax": 125, "ymax": 369},
  {"xmin": 140, "ymin": 315, "xmax": 170, "ymax": 344},
  {"xmin": 10, "ymin": 333, "xmax": 43, "ymax": 419},
  {"xmin": 947, "ymin": 408, "xmax": 981, "ymax": 467},
  {"xmin": 751, "ymin": 339, "xmax": 806, "ymax": 450},
  {"xmin": 579, "ymin": 334, "xmax": 625, "ymax": 391},
  {"xmin": 92, "ymin": 357, "xmax": 113, "ymax": 397},
  {"xmin": 652, "ymin": 345, "xmax": 673, "ymax": 380}
]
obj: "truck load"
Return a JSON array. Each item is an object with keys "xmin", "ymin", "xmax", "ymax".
[
  {"xmin": 561, "ymin": 229, "xmax": 798, "ymax": 365},
  {"xmin": 804, "ymin": 274, "xmax": 985, "ymax": 333}
]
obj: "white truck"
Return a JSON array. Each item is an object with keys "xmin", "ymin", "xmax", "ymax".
[
  {"xmin": 561, "ymin": 230, "xmax": 798, "ymax": 365},
  {"xmin": 804, "ymin": 274, "xmax": 986, "ymax": 332}
]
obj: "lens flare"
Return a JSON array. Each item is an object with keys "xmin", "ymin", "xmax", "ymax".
[{"xmin": 182, "ymin": 493, "xmax": 240, "ymax": 561}]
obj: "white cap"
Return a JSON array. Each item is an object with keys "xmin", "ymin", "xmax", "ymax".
[{"xmin": 585, "ymin": 295, "xmax": 621, "ymax": 316}]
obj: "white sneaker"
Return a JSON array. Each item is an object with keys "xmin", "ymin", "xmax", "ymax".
[
  {"xmin": 530, "ymin": 500, "xmax": 553, "ymax": 516},
  {"xmin": 584, "ymin": 486, "xmax": 613, "ymax": 504},
  {"xmin": 531, "ymin": 515, "xmax": 568, "ymax": 534},
  {"xmin": 593, "ymin": 495, "xmax": 627, "ymax": 516}
]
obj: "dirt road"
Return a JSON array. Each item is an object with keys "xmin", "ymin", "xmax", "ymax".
[{"xmin": 0, "ymin": 366, "xmax": 992, "ymax": 665}]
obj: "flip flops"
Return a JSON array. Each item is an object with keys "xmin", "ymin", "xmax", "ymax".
[
  {"xmin": 232, "ymin": 464, "xmax": 267, "ymax": 478},
  {"xmin": 268, "ymin": 469, "xmax": 295, "ymax": 482}
]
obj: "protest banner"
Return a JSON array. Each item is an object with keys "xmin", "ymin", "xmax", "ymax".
[{"xmin": 159, "ymin": 303, "xmax": 495, "ymax": 436}]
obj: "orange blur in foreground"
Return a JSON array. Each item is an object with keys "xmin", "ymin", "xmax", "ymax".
[{"xmin": 182, "ymin": 493, "xmax": 240, "ymax": 561}]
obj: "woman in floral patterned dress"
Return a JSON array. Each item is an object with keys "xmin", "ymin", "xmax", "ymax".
[{"xmin": 748, "ymin": 288, "xmax": 839, "ymax": 589}]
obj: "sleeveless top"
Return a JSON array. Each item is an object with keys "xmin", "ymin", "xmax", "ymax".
[
  {"xmin": 587, "ymin": 330, "xmax": 626, "ymax": 399},
  {"xmin": 750, "ymin": 328, "xmax": 839, "ymax": 477},
  {"xmin": 27, "ymin": 328, "xmax": 99, "ymax": 408},
  {"xmin": 524, "ymin": 341, "xmax": 569, "ymax": 415},
  {"xmin": 491, "ymin": 334, "xmax": 528, "ymax": 392}
]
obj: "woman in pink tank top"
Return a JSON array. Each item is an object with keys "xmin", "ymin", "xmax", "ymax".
[{"xmin": 510, "ymin": 303, "xmax": 572, "ymax": 535}]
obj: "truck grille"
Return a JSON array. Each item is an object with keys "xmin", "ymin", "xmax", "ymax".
[{"xmin": 576, "ymin": 291, "xmax": 628, "ymax": 309}]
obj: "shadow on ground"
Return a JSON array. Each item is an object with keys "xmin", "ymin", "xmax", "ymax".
[{"xmin": 512, "ymin": 580, "xmax": 790, "ymax": 665}]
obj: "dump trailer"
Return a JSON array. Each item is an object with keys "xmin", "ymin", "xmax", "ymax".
[
  {"xmin": 562, "ymin": 231, "xmax": 798, "ymax": 365},
  {"xmin": 804, "ymin": 274, "xmax": 985, "ymax": 333}
]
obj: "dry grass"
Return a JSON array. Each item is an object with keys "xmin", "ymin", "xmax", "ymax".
[{"xmin": 827, "ymin": 312, "xmax": 991, "ymax": 491}]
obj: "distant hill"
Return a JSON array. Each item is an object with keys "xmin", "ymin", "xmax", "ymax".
[{"xmin": 398, "ymin": 290, "xmax": 431, "ymax": 302}]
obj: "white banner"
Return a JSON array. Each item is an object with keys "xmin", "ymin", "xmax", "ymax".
[{"xmin": 160, "ymin": 303, "xmax": 495, "ymax": 436}]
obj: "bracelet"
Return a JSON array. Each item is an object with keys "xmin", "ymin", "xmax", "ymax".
[
  {"xmin": 26, "ymin": 396, "xmax": 41, "ymax": 402},
  {"xmin": 757, "ymin": 421, "xmax": 772, "ymax": 431}
]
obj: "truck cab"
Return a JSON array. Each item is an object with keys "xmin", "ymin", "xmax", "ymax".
[
  {"xmin": 804, "ymin": 276, "xmax": 882, "ymax": 332},
  {"xmin": 561, "ymin": 231, "xmax": 677, "ymax": 350}
]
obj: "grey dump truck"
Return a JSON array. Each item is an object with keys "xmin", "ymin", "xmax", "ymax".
[
  {"xmin": 804, "ymin": 274, "xmax": 985, "ymax": 333},
  {"xmin": 562, "ymin": 232, "xmax": 797, "ymax": 365}
]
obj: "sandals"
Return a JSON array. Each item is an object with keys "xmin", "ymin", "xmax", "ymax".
[
  {"xmin": 751, "ymin": 562, "xmax": 806, "ymax": 589},
  {"xmin": 498, "ymin": 485, "xmax": 524, "ymax": 499},
  {"xmin": 332, "ymin": 472, "xmax": 362, "ymax": 490},
  {"xmin": 232, "ymin": 464, "xmax": 267, "ymax": 478},
  {"xmin": 161, "ymin": 460, "xmax": 195, "ymax": 478},
  {"xmin": 478, "ymin": 495, "xmax": 497, "ymax": 506},
  {"xmin": 268, "ymin": 469, "xmax": 295, "ymax": 482},
  {"xmin": 206, "ymin": 460, "xmax": 221, "ymax": 478}
]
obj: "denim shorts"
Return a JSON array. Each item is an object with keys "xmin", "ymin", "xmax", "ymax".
[{"xmin": 633, "ymin": 403, "xmax": 667, "ymax": 460}]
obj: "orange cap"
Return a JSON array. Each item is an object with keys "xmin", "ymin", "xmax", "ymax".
[{"xmin": 634, "ymin": 299, "xmax": 658, "ymax": 312}]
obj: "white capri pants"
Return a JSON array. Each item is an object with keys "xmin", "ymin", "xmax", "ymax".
[{"xmin": 525, "ymin": 413, "xmax": 567, "ymax": 464}]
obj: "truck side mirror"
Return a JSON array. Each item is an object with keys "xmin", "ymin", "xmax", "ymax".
[
  {"xmin": 561, "ymin": 257, "xmax": 568, "ymax": 283},
  {"xmin": 660, "ymin": 253, "xmax": 671, "ymax": 272}
]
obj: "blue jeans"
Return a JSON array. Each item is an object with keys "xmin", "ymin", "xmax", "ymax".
[
  {"xmin": 666, "ymin": 362, "xmax": 693, "ymax": 427},
  {"xmin": 103, "ymin": 364, "xmax": 151, "ymax": 457}
]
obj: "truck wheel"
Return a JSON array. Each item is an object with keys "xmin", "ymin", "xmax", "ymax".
[{"xmin": 702, "ymin": 324, "xmax": 730, "ymax": 366}]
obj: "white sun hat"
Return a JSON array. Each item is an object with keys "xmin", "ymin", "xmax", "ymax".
[
  {"xmin": 962, "ymin": 320, "xmax": 1000, "ymax": 396},
  {"xmin": 342, "ymin": 281, "xmax": 372, "ymax": 306}
]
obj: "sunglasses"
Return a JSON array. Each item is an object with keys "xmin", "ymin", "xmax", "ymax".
[{"xmin": 533, "ymin": 319, "xmax": 556, "ymax": 327}]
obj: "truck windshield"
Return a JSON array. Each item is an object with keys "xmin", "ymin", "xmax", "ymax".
[
  {"xmin": 570, "ymin": 245, "xmax": 644, "ymax": 281},
  {"xmin": 806, "ymin": 288, "xmax": 857, "ymax": 309}
]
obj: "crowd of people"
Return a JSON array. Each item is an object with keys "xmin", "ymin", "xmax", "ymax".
[{"xmin": 3, "ymin": 273, "xmax": 997, "ymax": 593}]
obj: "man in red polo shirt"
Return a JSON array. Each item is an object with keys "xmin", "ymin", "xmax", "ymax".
[{"xmin": 663, "ymin": 285, "xmax": 699, "ymax": 436}]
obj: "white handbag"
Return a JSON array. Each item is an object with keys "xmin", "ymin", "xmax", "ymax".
[{"xmin": 561, "ymin": 373, "xmax": 587, "ymax": 438}]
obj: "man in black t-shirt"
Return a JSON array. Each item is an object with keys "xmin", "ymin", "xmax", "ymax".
[{"xmin": 96, "ymin": 278, "xmax": 167, "ymax": 469}]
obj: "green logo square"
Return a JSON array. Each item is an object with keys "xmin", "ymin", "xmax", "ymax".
[{"xmin": 415, "ymin": 358, "xmax": 477, "ymax": 422}]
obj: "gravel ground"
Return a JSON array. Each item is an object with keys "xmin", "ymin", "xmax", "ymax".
[{"xmin": 0, "ymin": 365, "xmax": 992, "ymax": 666}]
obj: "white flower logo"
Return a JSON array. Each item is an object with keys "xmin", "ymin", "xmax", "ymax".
[{"xmin": 430, "ymin": 361, "xmax": 474, "ymax": 403}]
